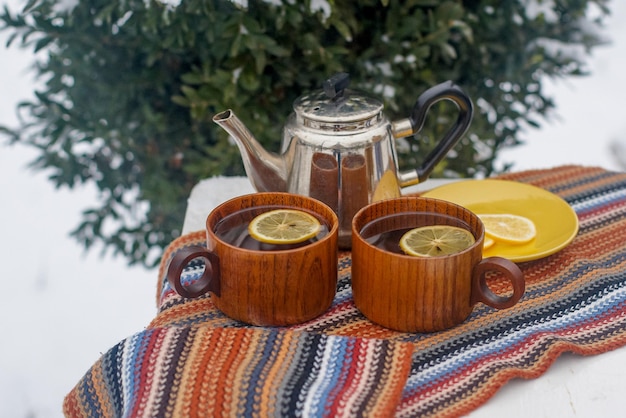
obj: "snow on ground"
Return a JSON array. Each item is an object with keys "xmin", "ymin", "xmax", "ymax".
[
  {"xmin": 1, "ymin": 1, "xmax": 625, "ymax": 417},
  {"xmin": 0, "ymin": 3, "xmax": 155, "ymax": 417}
]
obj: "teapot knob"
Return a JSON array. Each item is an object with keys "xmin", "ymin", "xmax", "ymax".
[{"xmin": 323, "ymin": 72, "xmax": 350, "ymax": 100}]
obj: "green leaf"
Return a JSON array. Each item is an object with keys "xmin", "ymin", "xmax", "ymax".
[
  {"xmin": 229, "ymin": 33, "xmax": 243, "ymax": 57},
  {"xmin": 242, "ymin": 14, "xmax": 262, "ymax": 34},
  {"xmin": 180, "ymin": 85, "xmax": 200, "ymax": 101},
  {"xmin": 22, "ymin": 0, "xmax": 38, "ymax": 14},
  {"xmin": 439, "ymin": 42, "xmax": 457, "ymax": 60},
  {"xmin": 239, "ymin": 65, "xmax": 260, "ymax": 91},
  {"xmin": 331, "ymin": 19, "xmax": 352, "ymax": 41},
  {"xmin": 266, "ymin": 43, "xmax": 290, "ymax": 57},
  {"xmin": 170, "ymin": 95, "xmax": 190, "ymax": 107},
  {"xmin": 251, "ymin": 49, "xmax": 266, "ymax": 74},
  {"xmin": 4, "ymin": 32, "xmax": 18, "ymax": 48},
  {"xmin": 33, "ymin": 35, "xmax": 53, "ymax": 52},
  {"xmin": 180, "ymin": 72, "xmax": 205, "ymax": 85},
  {"xmin": 449, "ymin": 19, "xmax": 473, "ymax": 43}
]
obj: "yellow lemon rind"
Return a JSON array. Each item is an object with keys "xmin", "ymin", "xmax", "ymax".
[
  {"xmin": 248, "ymin": 209, "xmax": 321, "ymax": 245},
  {"xmin": 478, "ymin": 213, "xmax": 536, "ymax": 245},
  {"xmin": 399, "ymin": 225, "xmax": 475, "ymax": 258}
]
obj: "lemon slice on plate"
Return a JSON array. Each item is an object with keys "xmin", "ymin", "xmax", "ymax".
[
  {"xmin": 399, "ymin": 225, "xmax": 476, "ymax": 257},
  {"xmin": 478, "ymin": 213, "xmax": 536, "ymax": 244},
  {"xmin": 483, "ymin": 235, "xmax": 495, "ymax": 250},
  {"xmin": 248, "ymin": 209, "xmax": 321, "ymax": 244}
]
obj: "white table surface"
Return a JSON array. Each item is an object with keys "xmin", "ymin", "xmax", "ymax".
[{"xmin": 182, "ymin": 176, "xmax": 626, "ymax": 417}]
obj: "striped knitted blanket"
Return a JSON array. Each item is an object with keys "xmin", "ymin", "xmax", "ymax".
[{"xmin": 64, "ymin": 165, "xmax": 626, "ymax": 417}]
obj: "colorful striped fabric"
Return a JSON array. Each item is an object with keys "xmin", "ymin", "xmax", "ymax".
[
  {"xmin": 63, "ymin": 327, "xmax": 412, "ymax": 417},
  {"xmin": 64, "ymin": 165, "xmax": 626, "ymax": 417}
]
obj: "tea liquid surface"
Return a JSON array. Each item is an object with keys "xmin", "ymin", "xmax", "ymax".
[
  {"xmin": 359, "ymin": 211, "xmax": 473, "ymax": 255},
  {"xmin": 214, "ymin": 206, "xmax": 329, "ymax": 251}
]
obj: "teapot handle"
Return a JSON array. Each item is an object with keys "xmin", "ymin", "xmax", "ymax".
[{"xmin": 394, "ymin": 81, "xmax": 474, "ymax": 187}]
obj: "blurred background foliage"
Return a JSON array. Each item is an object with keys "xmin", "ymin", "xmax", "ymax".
[{"xmin": 0, "ymin": 0, "xmax": 610, "ymax": 266}]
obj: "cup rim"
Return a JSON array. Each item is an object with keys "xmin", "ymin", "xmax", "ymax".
[
  {"xmin": 351, "ymin": 196, "xmax": 485, "ymax": 258},
  {"xmin": 206, "ymin": 192, "xmax": 339, "ymax": 254}
]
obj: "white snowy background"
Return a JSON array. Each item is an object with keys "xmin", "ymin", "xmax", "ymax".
[{"xmin": 1, "ymin": 1, "xmax": 625, "ymax": 417}]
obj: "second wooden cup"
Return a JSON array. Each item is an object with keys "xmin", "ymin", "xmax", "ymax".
[{"xmin": 351, "ymin": 197, "xmax": 525, "ymax": 332}]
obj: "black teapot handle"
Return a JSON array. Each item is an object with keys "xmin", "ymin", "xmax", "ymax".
[{"xmin": 395, "ymin": 81, "xmax": 473, "ymax": 186}]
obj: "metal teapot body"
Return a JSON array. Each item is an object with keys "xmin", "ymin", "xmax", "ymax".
[{"xmin": 213, "ymin": 74, "xmax": 474, "ymax": 248}]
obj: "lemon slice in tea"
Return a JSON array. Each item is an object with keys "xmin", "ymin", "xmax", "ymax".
[
  {"xmin": 399, "ymin": 225, "xmax": 476, "ymax": 257},
  {"xmin": 248, "ymin": 209, "xmax": 322, "ymax": 244},
  {"xmin": 478, "ymin": 213, "xmax": 536, "ymax": 244}
]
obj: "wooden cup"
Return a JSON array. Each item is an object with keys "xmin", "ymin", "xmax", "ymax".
[
  {"xmin": 351, "ymin": 197, "xmax": 525, "ymax": 332},
  {"xmin": 167, "ymin": 193, "xmax": 338, "ymax": 326}
]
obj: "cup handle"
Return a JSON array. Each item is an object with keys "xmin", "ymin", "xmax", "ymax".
[
  {"xmin": 166, "ymin": 245, "xmax": 221, "ymax": 298},
  {"xmin": 471, "ymin": 257, "xmax": 525, "ymax": 309}
]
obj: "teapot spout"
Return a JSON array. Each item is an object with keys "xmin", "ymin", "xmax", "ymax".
[{"xmin": 213, "ymin": 110, "xmax": 289, "ymax": 192}]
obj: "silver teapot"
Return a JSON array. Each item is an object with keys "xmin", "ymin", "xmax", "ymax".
[{"xmin": 213, "ymin": 73, "xmax": 473, "ymax": 248}]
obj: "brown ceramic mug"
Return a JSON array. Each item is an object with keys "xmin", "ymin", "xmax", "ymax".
[
  {"xmin": 166, "ymin": 193, "xmax": 339, "ymax": 326},
  {"xmin": 351, "ymin": 197, "xmax": 525, "ymax": 332}
]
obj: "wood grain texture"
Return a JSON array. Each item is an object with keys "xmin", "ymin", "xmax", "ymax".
[
  {"xmin": 168, "ymin": 192, "xmax": 338, "ymax": 326},
  {"xmin": 351, "ymin": 197, "xmax": 524, "ymax": 332}
]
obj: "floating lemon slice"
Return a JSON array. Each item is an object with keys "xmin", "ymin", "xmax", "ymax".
[
  {"xmin": 248, "ymin": 209, "xmax": 321, "ymax": 244},
  {"xmin": 478, "ymin": 213, "xmax": 536, "ymax": 244},
  {"xmin": 399, "ymin": 225, "xmax": 476, "ymax": 257}
]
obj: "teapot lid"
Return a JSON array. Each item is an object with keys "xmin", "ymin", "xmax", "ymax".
[{"xmin": 293, "ymin": 73, "xmax": 384, "ymax": 129}]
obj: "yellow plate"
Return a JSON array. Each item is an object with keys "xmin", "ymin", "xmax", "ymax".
[{"xmin": 421, "ymin": 179, "xmax": 579, "ymax": 262}]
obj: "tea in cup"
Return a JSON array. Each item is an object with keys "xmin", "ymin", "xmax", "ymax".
[
  {"xmin": 167, "ymin": 193, "xmax": 338, "ymax": 326},
  {"xmin": 351, "ymin": 197, "xmax": 525, "ymax": 332}
]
